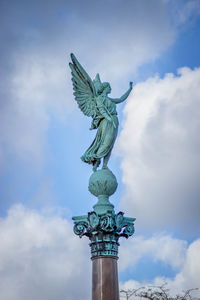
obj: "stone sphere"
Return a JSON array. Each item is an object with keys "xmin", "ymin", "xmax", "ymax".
[{"xmin": 89, "ymin": 168, "xmax": 118, "ymax": 197}]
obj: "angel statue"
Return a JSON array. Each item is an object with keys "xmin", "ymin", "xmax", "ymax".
[{"xmin": 69, "ymin": 53, "xmax": 133, "ymax": 172}]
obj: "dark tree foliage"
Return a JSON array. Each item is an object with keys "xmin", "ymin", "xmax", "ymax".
[{"xmin": 120, "ymin": 283, "xmax": 200, "ymax": 300}]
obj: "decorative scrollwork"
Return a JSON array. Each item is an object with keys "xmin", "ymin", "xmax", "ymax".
[
  {"xmin": 72, "ymin": 210, "xmax": 135, "ymax": 258},
  {"xmin": 73, "ymin": 222, "xmax": 88, "ymax": 237},
  {"xmin": 115, "ymin": 212, "xmax": 124, "ymax": 232},
  {"xmin": 100, "ymin": 214, "xmax": 115, "ymax": 232},
  {"xmin": 121, "ymin": 223, "xmax": 135, "ymax": 238}
]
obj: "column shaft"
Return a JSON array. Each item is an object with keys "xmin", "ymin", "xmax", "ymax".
[{"xmin": 92, "ymin": 257, "xmax": 119, "ymax": 300}]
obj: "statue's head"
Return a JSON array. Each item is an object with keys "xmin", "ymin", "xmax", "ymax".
[{"xmin": 97, "ymin": 82, "xmax": 111, "ymax": 95}]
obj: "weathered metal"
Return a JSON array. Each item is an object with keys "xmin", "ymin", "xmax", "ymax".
[
  {"xmin": 70, "ymin": 54, "xmax": 135, "ymax": 300},
  {"xmin": 72, "ymin": 169, "xmax": 135, "ymax": 259},
  {"xmin": 69, "ymin": 53, "xmax": 133, "ymax": 171},
  {"xmin": 73, "ymin": 209, "xmax": 135, "ymax": 259},
  {"xmin": 92, "ymin": 257, "xmax": 119, "ymax": 300}
]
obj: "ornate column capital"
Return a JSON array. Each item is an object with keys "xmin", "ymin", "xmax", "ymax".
[
  {"xmin": 72, "ymin": 168, "xmax": 136, "ymax": 258},
  {"xmin": 72, "ymin": 211, "xmax": 135, "ymax": 258}
]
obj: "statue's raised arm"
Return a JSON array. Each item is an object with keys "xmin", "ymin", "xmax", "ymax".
[
  {"xmin": 69, "ymin": 54, "xmax": 133, "ymax": 171},
  {"xmin": 109, "ymin": 82, "xmax": 133, "ymax": 104}
]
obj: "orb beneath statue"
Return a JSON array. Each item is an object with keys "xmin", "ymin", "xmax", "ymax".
[{"xmin": 89, "ymin": 168, "xmax": 118, "ymax": 198}]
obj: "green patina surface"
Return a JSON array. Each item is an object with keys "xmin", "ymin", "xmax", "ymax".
[
  {"xmin": 73, "ymin": 210, "xmax": 135, "ymax": 259},
  {"xmin": 72, "ymin": 169, "xmax": 135, "ymax": 258},
  {"xmin": 69, "ymin": 53, "xmax": 132, "ymax": 172},
  {"xmin": 70, "ymin": 54, "xmax": 135, "ymax": 258}
]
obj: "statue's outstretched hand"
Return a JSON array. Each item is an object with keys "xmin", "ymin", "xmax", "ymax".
[{"xmin": 129, "ymin": 81, "xmax": 133, "ymax": 89}]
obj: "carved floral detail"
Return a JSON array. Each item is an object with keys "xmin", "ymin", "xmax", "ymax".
[
  {"xmin": 73, "ymin": 222, "xmax": 88, "ymax": 237},
  {"xmin": 100, "ymin": 214, "xmax": 115, "ymax": 232},
  {"xmin": 72, "ymin": 210, "xmax": 135, "ymax": 258}
]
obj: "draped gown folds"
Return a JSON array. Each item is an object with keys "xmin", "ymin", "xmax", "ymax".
[
  {"xmin": 69, "ymin": 53, "xmax": 132, "ymax": 171},
  {"xmin": 81, "ymin": 95, "xmax": 119, "ymax": 166}
]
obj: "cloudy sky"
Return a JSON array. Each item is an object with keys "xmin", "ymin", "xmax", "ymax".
[{"xmin": 0, "ymin": 0, "xmax": 200, "ymax": 299}]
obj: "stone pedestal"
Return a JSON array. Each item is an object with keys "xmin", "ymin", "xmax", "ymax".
[
  {"xmin": 72, "ymin": 169, "xmax": 136, "ymax": 300},
  {"xmin": 92, "ymin": 257, "xmax": 119, "ymax": 300}
]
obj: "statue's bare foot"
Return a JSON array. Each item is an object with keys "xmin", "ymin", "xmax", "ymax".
[
  {"xmin": 102, "ymin": 165, "xmax": 109, "ymax": 170},
  {"xmin": 93, "ymin": 159, "xmax": 100, "ymax": 172},
  {"xmin": 93, "ymin": 164, "xmax": 97, "ymax": 172}
]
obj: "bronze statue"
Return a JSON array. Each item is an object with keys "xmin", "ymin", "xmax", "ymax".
[{"xmin": 69, "ymin": 53, "xmax": 133, "ymax": 171}]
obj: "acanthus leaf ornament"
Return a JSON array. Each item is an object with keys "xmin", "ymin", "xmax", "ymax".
[{"xmin": 72, "ymin": 210, "xmax": 135, "ymax": 258}]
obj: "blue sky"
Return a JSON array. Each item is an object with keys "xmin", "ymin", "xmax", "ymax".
[{"xmin": 0, "ymin": 1, "xmax": 200, "ymax": 299}]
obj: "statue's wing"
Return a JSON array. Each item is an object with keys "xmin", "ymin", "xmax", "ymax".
[
  {"xmin": 93, "ymin": 73, "xmax": 102, "ymax": 93},
  {"xmin": 69, "ymin": 53, "xmax": 96, "ymax": 117}
]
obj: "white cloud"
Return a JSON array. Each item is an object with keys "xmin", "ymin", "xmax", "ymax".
[
  {"xmin": 0, "ymin": 0, "xmax": 179, "ymax": 169},
  {"xmin": 169, "ymin": 0, "xmax": 200, "ymax": 26},
  {"xmin": 0, "ymin": 204, "xmax": 91, "ymax": 300},
  {"xmin": 0, "ymin": 52, "xmax": 73, "ymax": 169},
  {"xmin": 2, "ymin": 0, "xmax": 199, "ymax": 171},
  {"xmin": 117, "ymin": 67, "xmax": 200, "ymax": 234},
  {"xmin": 119, "ymin": 234, "xmax": 187, "ymax": 271},
  {"xmin": 0, "ymin": 206, "xmax": 199, "ymax": 300},
  {"xmin": 120, "ymin": 238, "xmax": 200, "ymax": 295},
  {"xmin": 81, "ymin": 1, "xmax": 175, "ymax": 81},
  {"xmin": 171, "ymin": 238, "xmax": 200, "ymax": 290}
]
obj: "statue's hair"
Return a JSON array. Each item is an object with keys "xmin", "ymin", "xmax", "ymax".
[{"xmin": 97, "ymin": 82, "xmax": 110, "ymax": 95}]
